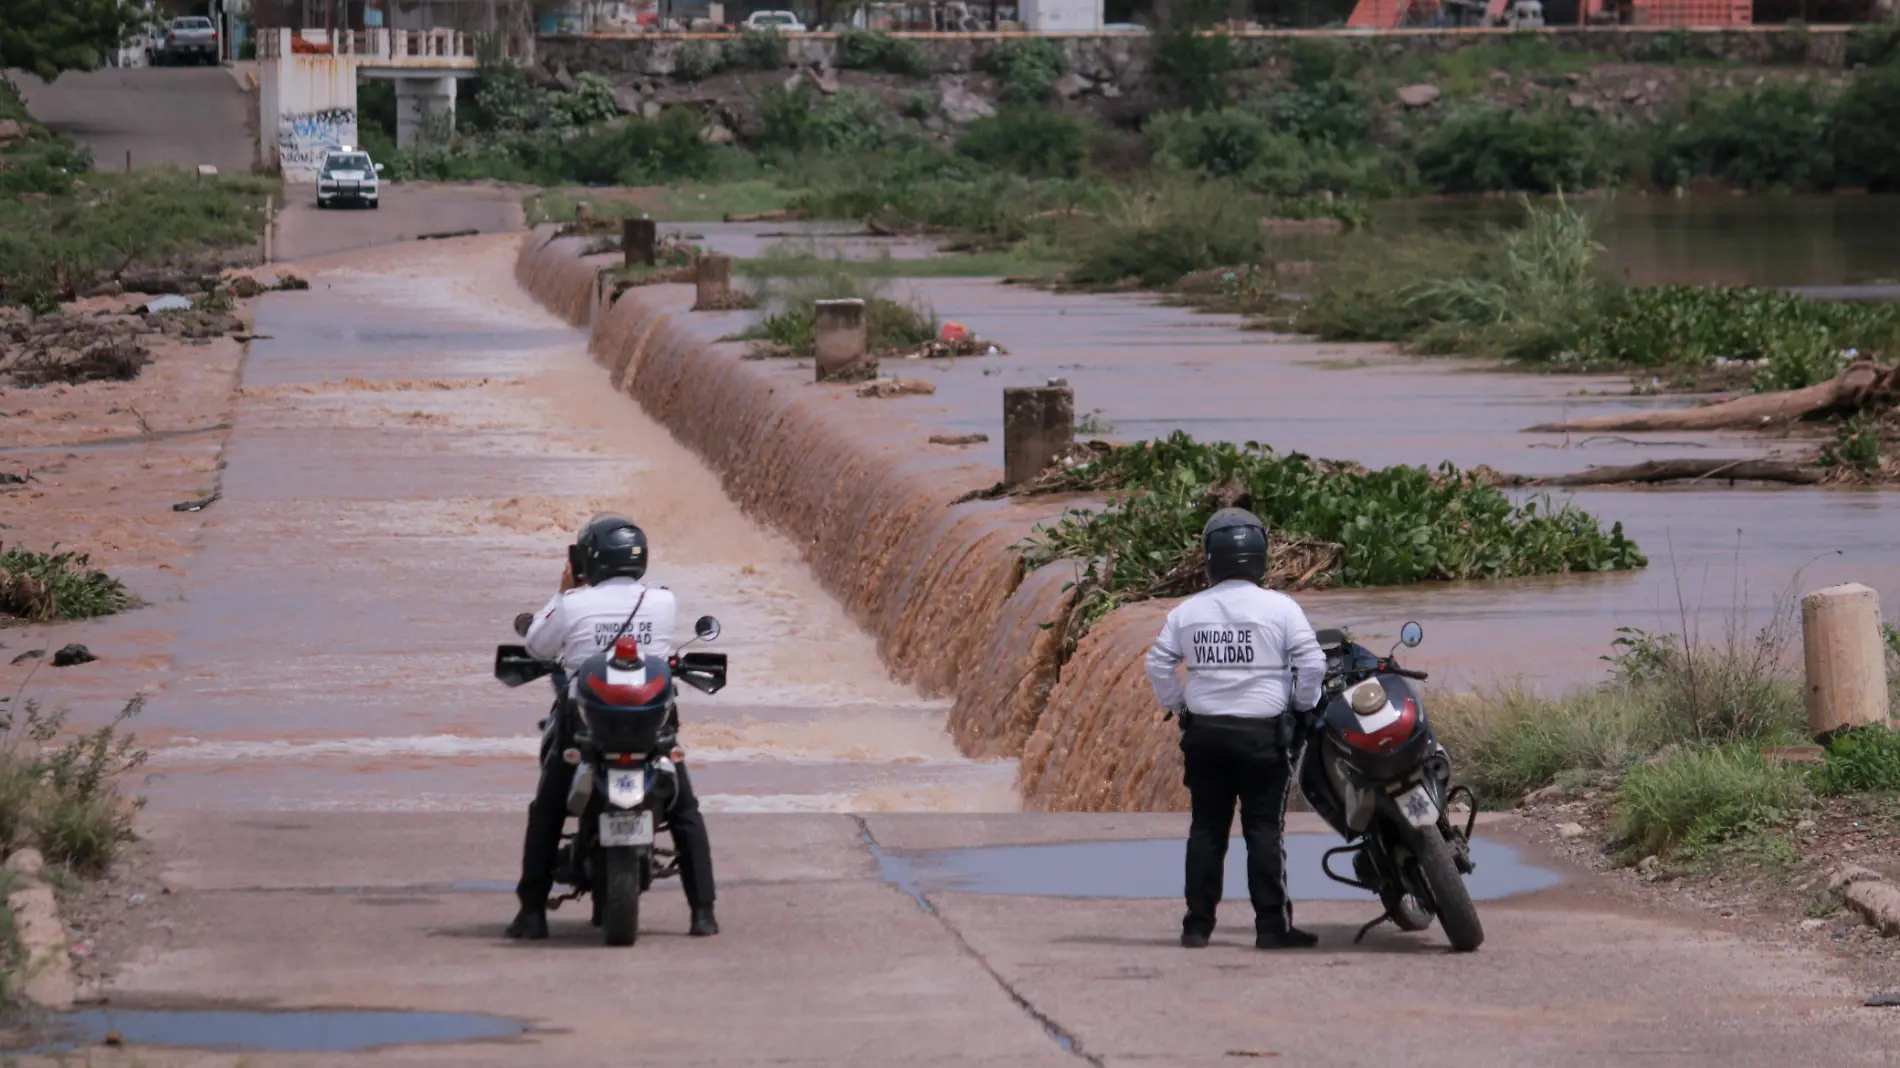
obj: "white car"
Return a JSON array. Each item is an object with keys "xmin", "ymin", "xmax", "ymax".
[
  {"xmin": 743, "ymin": 10, "xmax": 806, "ymax": 31},
  {"xmin": 315, "ymin": 147, "xmax": 384, "ymax": 210}
]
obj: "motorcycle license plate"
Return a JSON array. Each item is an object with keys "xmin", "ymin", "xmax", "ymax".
[
  {"xmin": 1397, "ymin": 784, "xmax": 1440, "ymax": 828},
  {"xmin": 600, "ymin": 810, "xmax": 653, "ymax": 847}
]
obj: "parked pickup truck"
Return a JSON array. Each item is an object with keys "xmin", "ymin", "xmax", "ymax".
[{"xmin": 157, "ymin": 17, "xmax": 219, "ymax": 66}]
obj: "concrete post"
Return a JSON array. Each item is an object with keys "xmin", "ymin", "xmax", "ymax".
[
  {"xmin": 623, "ymin": 218, "xmax": 657, "ymax": 267},
  {"xmin": 393, "ymin": 75, "xmax": 457, "ymax": 149},
  {"xmin": 693, "ymin": 255, "xmax": 732, "ymax": 309},
  {"xmin": 1801, "ymin": 583, "xmax": 1890, "ymax": 739},
  {"xmin": 1003, "ymin": 386, "xmax": 1075, "ymax": 487},
  {"xmin": 813, "ymin": 299, "xmax": 869, "ymax": 381}
]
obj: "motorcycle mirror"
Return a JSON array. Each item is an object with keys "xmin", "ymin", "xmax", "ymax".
[
  {"xmin": 1399, "ymin": 621, "xmax": 1424, "ymax": 648},
  {"xmin": 693, "ymin": 615, "xmax": 722, "ymax": 642},
  {"xmin": 513, "ymin": 612, "xmax": 534, "ymax": 638}
]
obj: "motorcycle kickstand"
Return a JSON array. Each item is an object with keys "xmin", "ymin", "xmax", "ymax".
[
  {"xmin": 547, "ymin": 887, "xmax": 585, "ymax": 912},
  {"xmin": 1353, "ymin": 910, "xmax": 1394, "ymax": 945}
]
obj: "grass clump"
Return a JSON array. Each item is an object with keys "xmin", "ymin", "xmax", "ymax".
[
  {"xmin": 956, "ymin": 109, "xmax": 1091, "ymax": 180},
  {"xmin": 741, "ymin": 254, "xmax": 938, "ymax": 359},
  {"xmin": 1619, "ymin": 746, "xmax": 1809, "ymax": 859},
  {"xmin": 0, "ymin": 697, "xmax": 147, "ymax": 874},
  {"xmin": 1019, "ymin": 431, "xmax": 1644, "ymax": 638},
  {"xmin": 1813, "ymin": 725, "xmax": 1900, "ymax": 795},
  {"xmin": 0, "ymin": 544, "xmax": 133, "ymax": 622},
  {"xmin": 727, "ymin": 28, "xmax": 788, "ymax": 71},
  {"xmin": 1069, "ymin": 180, "xmax": 1269, "ymax": 288}
]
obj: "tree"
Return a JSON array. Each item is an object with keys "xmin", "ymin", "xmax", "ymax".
[{"xmin": 0, "ymin": 0, "xmax": 148, "ymax": 82}]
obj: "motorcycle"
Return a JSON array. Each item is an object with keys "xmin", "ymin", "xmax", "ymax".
[
  {"xmin": 1297, "ymin": 621, "xmax": 1485, "ymax": 952},
  {"xmin": 495, "ymin": 613, "xmax": 727, "ymax": 947}
]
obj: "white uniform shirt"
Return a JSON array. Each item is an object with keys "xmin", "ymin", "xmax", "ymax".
[
  {"xmin": 1144, "ymin": 579, "xmax": 1324, "ymax": 719},
  {"xmin": 524, "ymin": 577, "xmax": 678, "ymax": 675}
]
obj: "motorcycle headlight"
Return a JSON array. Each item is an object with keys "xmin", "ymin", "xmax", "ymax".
[{"xmin": 1349, "ymin": 680, "xmax": 1388, "ymax": 717}]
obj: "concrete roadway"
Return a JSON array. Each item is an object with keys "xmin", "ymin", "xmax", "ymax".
[{"xmin": 42, "ymin": 811, "xmax": 1900, "ymax": 1068}]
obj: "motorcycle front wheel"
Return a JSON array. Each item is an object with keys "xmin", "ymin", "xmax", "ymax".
[
  {"xmin": 1405, "ymin": 824, "xmax": 1484, "ymax": 952},
  {"xmin": 602, "ymin": 846, "xmax": 642, "ymax": 947}
]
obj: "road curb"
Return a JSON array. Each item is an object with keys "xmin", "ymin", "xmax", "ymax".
[
  {"xmin": 1830, "ymin": 864, "xmax": 1900, "ymax": 937},
  {"xmin": 3, "ymin": 849, "xmax": 75, "ymax": 1010}
]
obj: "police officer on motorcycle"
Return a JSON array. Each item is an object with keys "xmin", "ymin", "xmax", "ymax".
[
  {"xmin": 1144, "ymin": 508, "xmax": 1326, "ymax": 950},
  {"xmin": 504, "ymin": 514, "xmax": 719, "ymax": 941}
]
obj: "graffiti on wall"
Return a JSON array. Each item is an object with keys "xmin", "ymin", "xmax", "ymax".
[{"xmin": 278, "ymin": 107, "xmax": 357, "ymax": 179}]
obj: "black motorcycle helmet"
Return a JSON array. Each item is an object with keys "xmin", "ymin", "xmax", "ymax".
[
  {"xmin": 570, "ymin": 513, "xmax": 649, "ymax": 586},
  {"xmin": 1203, "ymin": 507, "xmax": 1270, "ymax": 585}
]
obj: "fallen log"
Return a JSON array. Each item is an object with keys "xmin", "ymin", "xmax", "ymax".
[
  {"xmin": 1525, "ymin": 362, "xmax": 1899, "ymax": 434},
  {"xmin": 722, "ymin": 209, "xmax": 806, "ymax": 223},
  {"xmin": 1530, "ymin": 459, "xmax": 1822, "ymax": 486}
]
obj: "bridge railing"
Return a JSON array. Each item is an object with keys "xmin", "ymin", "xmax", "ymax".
[{"xmin": 257, "ymin": 27, "xmax": 532, "ymax": 63}]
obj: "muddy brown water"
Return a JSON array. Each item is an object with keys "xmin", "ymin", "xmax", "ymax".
[{"xmin": 519, "ymin": 228, "xmax": 1899, "ymax": 810}]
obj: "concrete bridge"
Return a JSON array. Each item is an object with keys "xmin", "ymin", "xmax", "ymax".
[{"xmin": 259, "ymin": 26, "xmax": 533, "ymax": 181}]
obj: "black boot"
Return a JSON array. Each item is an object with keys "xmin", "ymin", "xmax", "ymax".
[
  {"xmin": 1181, "ymin": 928, "xmax": 1211, "ymax": 949},
  {"xmin": 689, "ymin": 906, "xmax": 719, "ymax": 937},
  {"xmin": 505, "ymin": 908, "xmax": 549, "ymax": 940},
  {"xmin": 1256, "ymin": 927, "xmax": 1319, "ymax": 950}
]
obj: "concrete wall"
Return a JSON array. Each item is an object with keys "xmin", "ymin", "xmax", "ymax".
[{"xmin": 262, "ymin": 50, "xmax": 362, "ymax": 181}]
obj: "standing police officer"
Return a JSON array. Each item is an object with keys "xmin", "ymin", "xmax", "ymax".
[{"xmin": 1144, "ymin": 508, "xmax": 1326, "ymax": 950}]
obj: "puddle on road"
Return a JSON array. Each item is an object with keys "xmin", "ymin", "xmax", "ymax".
[
  {"xmin": 20, "ymin": 1008, "xmax": 528, "ymax": 1054},
  {"xmin": 875, "ymin": 835, "xmax": 1560, "ymax": 902}
]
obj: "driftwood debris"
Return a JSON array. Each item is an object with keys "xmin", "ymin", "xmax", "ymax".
[
  {"xmin": 1528, "ymin": 459, "xmax": 1822, "ymax": 487},
  {"xmin": 723, "ymin": 209, "xmax": 806, "ymax": 223},
  {"xmin": 1526, "ymin": 362, "xmax": 1900, "ymax": 434}
]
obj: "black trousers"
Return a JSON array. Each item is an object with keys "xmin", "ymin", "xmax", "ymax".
[
  {"xmin": 517, "ymin": 704, "xmax": 716, "ymax": 912},
  {"xmin": 1180, "ymin": 714, "xmax": 1296, "ymax": 938}
]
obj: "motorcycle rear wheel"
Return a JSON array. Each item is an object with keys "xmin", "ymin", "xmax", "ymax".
[
  {"xmin": 602, "ymin": 846, "xmax": 642, "ymax": 947},
  {"xmin": 1406, "ymin": 825, "xmax": 1484, "ymax": 952}
]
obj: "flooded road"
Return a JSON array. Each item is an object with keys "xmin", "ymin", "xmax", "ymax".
[
  {"xmin": 135, "ymin": 236, "xmax": 1013, "ymax": 813},
  {"xmin": 646, "ymin": 245, "xmax": 1900, "ymax": 693}
]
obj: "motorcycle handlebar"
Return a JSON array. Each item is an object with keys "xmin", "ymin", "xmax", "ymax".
[{"xmin": 1389, "ymin": 667, "xmax": 1429, "ymax": 680}]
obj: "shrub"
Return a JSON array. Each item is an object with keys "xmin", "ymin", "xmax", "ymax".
[
  {"xmin": 1283, "ymin": 37, "xmax": 1345, "ymax": 87},
  {"xmin": 552, "ymin": 107, "xmax": 716, "ymax": 184},
  {"xmin": 728, "ymin": 27, "xmax": 787, "ymax": 71},
  {"xmin": 1620, "ymin": 747, "xmax": 1808, "ymax": 857},
  {"xmin": 674, "ymin": 39, "xmax": 726, "ymax": 81},
  {"xmin": 1844, "ymin": 23, "xmax": 1900, "ymax": 68},
  {"xmin": 548, "ymin": 72, "xmax": 620, "ymax": 128},
  {"xmin": 0, "ymin": 545, "xmax": 133, "ymax": 621},
  {"xmin": 1253, "ymin": 77, "xmax": 1375, "ymax": 149},
  {"xmin": 0, "ymin": 697, "xmax": 146, "ymax": 874},
  {"xmin": 467, "ymin": 57, "xmax": 540, "ymax": 132},
  {"xmin": 1654, "ymin": 83, "xmax": 1833, "ymax": 192},
  {"xmin": 957, "ymin": 108, "xmax": 1091, "ymax": 179},
  {"xmin": 1153, "ymin": 27, "xmax": 1239, "ymax": 112},
  {"xmin": 1149, "ymin": 108, "xmax": 1272, "ymax": 178},
  {"xmin": 1831, "ymin": 62, "xmax": 1900, "ymax": 191},
  {"xmin": 1069, "ymin": 180, "xmax": 1268, "ymax": 287},
  {"xmin": 991, "ymin": 36, "xmax": 1066, "ymax": 105},
  {"xmin": 838, "ymin": 29, "xmax": 929, "ymax": 76},
  {"xmin": 1584, "ymin": 285, "xmax": 1900, "ymax": 376},
  {"xmin": 755, "ymin": 85, "xmax": 896, "ymax": 156},
  {"xmin": 1417, "ymin": 105, "xmax": 1614, "ymax": 194},
  {"xmin": 1813, "ymin": 725, "xmax": 1900, "ymax": 794}
]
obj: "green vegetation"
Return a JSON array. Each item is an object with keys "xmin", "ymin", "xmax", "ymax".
[
  {"xmin": 736, "ymin": 247, "xmax": 1069, "ymax": 279},
  {"xmin": 990, "ymin": 36, "xmax": 1066, "ymax": 105},
  {"xmin": 1019, "ymin": 431, "xmax": 1644, "ymax": 638},
  {"xmin": 0, "ymin": 696, "xmax": 146, "ymax": 874},
  {"xmin": 0, "ymin": 0, "xmax": 143, "ymax": 81},
  {"xmin": 1417, "ymin": 106, "xmax": 1615, "ymax": 195},
  {"xmin": 956, "ymin": 109, "xmax": 1091, "ymax": 180},
  {"xmin": 1440, "ymin": 619, "xmax": 1900, "ymax": 864},
  {"xmin": 0, "ymin": 78, "xmax": 276, "ymax": 306},
  {"xmin": 1283, "ymin": 200, "xmax": 1900, "ymax": 377},
  {"xmin": 0, "ymin": 544, "xmax": 133, "ymax": 622},
  {"xmin": 838, "ymin": 29, "xmax": 929, "ymax": 77},
  {"xmin": 739, "ymin": 256, "xmax": 939, "ymax": 360}
]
